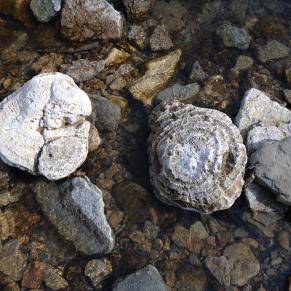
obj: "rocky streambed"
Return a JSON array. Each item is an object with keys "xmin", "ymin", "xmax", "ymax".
[{"xmin": 0, "ymin": 0, "xmax": 291, "ymax": 290}]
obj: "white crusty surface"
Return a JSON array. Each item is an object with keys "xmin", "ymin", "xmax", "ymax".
[
  {"xmin": 0, "ymin": 72, "xmax": 94, "ymax": 180},
  {"xmin": 148, "ymin": 101, "xmax": 247, "ymax": 214}
]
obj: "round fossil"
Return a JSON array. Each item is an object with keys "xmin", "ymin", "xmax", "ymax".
[
  {"xmin": 0, "ymin": 72, "xmax": 96, "ymax": 180},
  {"xmin": 148, "ymin": 101, "xmax": 247, "ymax": 213}
]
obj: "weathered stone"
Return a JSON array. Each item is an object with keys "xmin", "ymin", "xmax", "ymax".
[
  {"xmin": 153, "ymin": 83, "xmax": 200, "ymax": 106},
  {"xmin": 0, "ymin": 73, "xmax": 94, "ymax": 180},
  {"xmin": 30, "ymin": 0, "xmax": 61, "ymax": 22},
  {"xmin": 284, "ymin": 89, "xmax": 291, "ymax": 105},
  {"xmin": 31, "ymin": 53, "xmax": 65, "ymax": 74},
  {"xmin": 257, "ymin": 40, "xmax": 290, "ymax": 63},
  {"xmin": 84, "ymin": 258, "xmax": 112, "ymax": 287},
  {"xmin": 190, "ymin": 221, "xmax": 209, "ymax": 240},
  {"xmin": 149, "ymin": 101, "xmax": 247, "ymax": 213},
  {"xmin": 0, "ymin": 239, "xmax": 28, "ymax": 281},
  {"xmin": 286, "ymin": 67, "xmax": 291, "ymax": 86},
  {"xmin": 21, "ymin": 261, "xmax": 46, "ymax": 289},
  {"xmin": 43, "ymin": 265, "xmax": 68, "ymax": 290},
  {"xmin": 127, "ymin": 25, "xmax": 147, "ymax": 49},
  {"xmin": 61, "ymin": 0, "xmax": 123, "ymax": 41},
  {"xmin": 104, "ymin": 48, "xmax": 130, "ymax": 66},
  {"xmin": 217, "ymin": 23, "xmax": 251, "ymax": 49},
  {"xmin": 149, "ymin": 25, "xmax": 173, "ymax": 52},
  {"xmin": 33, "ymin": 177, "xmax": 114, "ymax": 255},
  {"xmin": 189, "ymin": 61, "xmax": 207, "ymax": 83},
  {"xmin": 224, "ymin": 243, "xmax": 260, "ymax": 286},
  {"xmin": 129, "ymin": 49, "xmax": 181, "ymax": 105},
  {"xmin": 0, "ymin": 209, "xmax": 10, "ymax": 240},
  {"xmin": 205, "ymin": 256, "xmax": 230, "ymax": 287},
  {"xmin": 123, "ymin": 0, "xmax": 156, "ymax": 20},
  {"xmin": 112, "ymin": 265, "xmax": 168, "ymax": 291},
  {"xmin": 176, "ymin": 266, "xmax": 206, "ymax": 291},
  {"xmin": 231, "ymin": 55, "xmax": 254, "ymax": 74},
  {"xmin": 249, "ymin": 137, "xmax": 291, "ymax": 205}
]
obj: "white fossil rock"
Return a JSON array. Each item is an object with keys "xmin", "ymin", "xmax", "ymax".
[
  {"xmin": 0, "ymin": 72, "xmax": 95, "ymax": 180},
  {"xmin": 148, "ymin": 101, "xmax": 247, "ymax": 214}
]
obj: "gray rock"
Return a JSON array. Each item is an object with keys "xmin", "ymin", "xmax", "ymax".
[
  {"xmin": 153, "ymin": 83, "xmax": 200, "ymax": 106},
  {"xmin": 123, "ymin": 0, "xmax": 156, "ymax": 20},
  {"xmin": 127, "ymin": 25, "xmax": 147, "ymax": 49},
  {"xmin": 249, "ymin": 137, "xmax": 291, "ymax": 205},
  {"xmin": 43, "ymin": 265, "xmax": 68, "ymax": 290},
  {"xmin": 205, "ymin": 256, "xmax": 230, "ymax": 287},
  {"xmin": 112, "ymin": 265, "xmax": 168, "ymax": 291},
  {"xmin": 91, "ymin": 94, "xmax": 121, "ymax": 131},
  {"xmin": 34, "ymin": 176, "xmax": 114, "ymax": 255},
  {"xmin": 189, "ymin": 61, "xmax": 207, "ymax": 83},
  {"xmin": 258, "ymin": 41, "xmax": 290, "ymax": 63},
  {"xmin": 231, "ymin": 55, "xmax": 254, "ymax": 74},
  {"xmin": 217, "ymin": 23, "xmax": 251, "ymax": 49},
  {"xmin": 149, "ymin": 25, "xmax": 173, "ymax": 52},
  {"xmin": 286, "ymin": 67, "xmax": 291, "ymax": 86},
  {"xmin": 284, "ymin": 89, "xmax": 291, "ymax": 105},
  {"xmin": 30, "ymin": 0, "xmax": 61, "ymax": 22}
]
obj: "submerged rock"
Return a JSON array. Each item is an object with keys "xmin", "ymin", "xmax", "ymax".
[
  {"xmin": 189, "ymin": 61, "xmax": 207, "ymax": 83},
  {"xmin": 112, "ymin": 265, "xmax": 168, "ymax": 291},
  {"xmin": 149, "ymin": 25, "xmax": 174, "ymax": 52},
  {"xmin": 129, "ymin": 49, "xmax": 182, "ymax": 106},
  {"xmin": 30, "ymin": 0, "xmax": 61, "ymax": 22},
  {"xmin": 249, "ymin": 137, "xmax": 291, "ymax": 205},
  {"xmin": 127, "ymin": 25, "xmax": 147, "ymax": 49},
  {"xmin": 257, "ymin": 40, "xmax": 290, "ymax": 63},
  {"xmin": 205, "ymin": 256, "xmax": 230, "ymax": 287},
  {"xmin": 148, "ymin": 101, "xmax": 247, "ymax": 214},
  {"xmin": 0, "ymin": 73, "xmax": 94, "ymax": 180},
  {"xmin": 231, "ymin": 55, "xmax": 254, "ymax": 74},
  {"xmin": 123, "ymin": 0, "xmax": 156, "ymax": 20},
  {"xmin": 33, "ymin": 176, "xmax": 114, "ymax": 255},
  {"xmin": 43, "ymin": 265, "xmax": 68, "ymax": 290},
  {"xmin": 61, "ymin": 0, "xmax": 123, "ymax": 41}
]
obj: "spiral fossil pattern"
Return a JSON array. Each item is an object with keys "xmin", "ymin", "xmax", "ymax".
[{"xmin": 148, "ymin": 102, "xmax": 247, "ymax": 213}]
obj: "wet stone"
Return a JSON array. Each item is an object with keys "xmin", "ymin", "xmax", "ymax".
[
  {"xmin": 176, "ymin": 265, "xmax": 206, "ymax": 291},
  {"xmin": 149, "ymin": 25, "xmax": 174, "ymax": 52},
  {"xmin": 231, "ymin": 55, "xmax": 254, "ymax": 74},
  {"xmin": 189, "ymin": 61, "xmax": 207, "ymax": 83},
  {"xmin": 257, "ymin": 40, "xmax": 290, "ymax": 63},
  {"xmin": 21, "ymin": 261, "xmax": 46, "ymax": 289},
  {"xmin": 284, "ymin": 89, "xmax": 291, "ymax": 105},
  {"xmin": 43, "ymin": 265, "xmax": 68, "ymax": 290},
  {"xmin": 30, "ymin": 0, "xmax": 61, "ymax": 22},
  {"xmin": 277, "ymin": 231, "xmax": 289, "ymax": 250}
]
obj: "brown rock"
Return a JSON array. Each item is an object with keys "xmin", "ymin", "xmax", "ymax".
[
  {"xmin": 43, "ymin": 265, "xmax": 68, "ymax": 290},
  {"xmin": 205, "ymin": 256, "xmax": 230, "ymax": 287},
  {"xmin": 21, "ymin": 261, "xmax": 46, "ymax": 289},
  {"xmin": 277, "ymin": 231, "xmax": 289, "ymax": 250},
  {"xmin": 0, "ymin": 0, "xmax": 30, "ymax": 25},
  {"xmin": 3, "ymin": 282, "xmax": 20, "ymax": 291},
  {"xmin": 31, "ymin": 53, "xmax": 65, "ymax": 74}
]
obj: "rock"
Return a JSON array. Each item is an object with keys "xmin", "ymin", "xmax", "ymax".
[
  {"xmin": 216, "ymin": 23, "xmax": 251, "ymax": 49},
  {"xmin": 205, "ymin": 256, "xmax": 230, "ymax": 287},
  {"xmin": 149, "ymin": 25, "xmax": 174, "ymax": 52},
  {"xmin": 0, "ymin": 239, "xmax": 28, "ymax": 281},
  {"xmin": 190, "ymin": 221, "xmax": 208, "ymax": 240},
  {"xmin": 189, "ymin": 61, "xmax": 207, "ymax": 83},
  {"xmin": 257, "ymin": 40, "xmax": 290, "ymax": 63},
  {"xmin": 231, "ymin": 55, "xmax": 254, "ymax": 74},
  {"xmin": 30, "ymin": 0, "xmax": 61, "ymax": 22},
  {"xmin": 21, "ymin": 261, "xmax": 46, "ymax": 289},
  {"xmin": 84, "ymin": 258, "xmax": 112, "ymax": 287},
  {"xmin": 123, "ymin": 0, "xmax": 156, "ymax": 20},
  {"xmin": 127, "ymin": 25, "xmax": 147, "ymax": 49},
  {"xmin": 33, "ymin": 176, "xmax": 114, "ymax": 255},
  {"xmin": 91, "ymin": 94, "xmax": 121, "ymax": 131},
  {"xmin": 176, "ymin": 266, "xmax": 206, "ymax": 291},
  {"xmin": 277, "ymin": 231, "xmax": 289, "ymax": 250},
  {"xmin": 129, "ymin": 49, "xmax": 182, "ymax": 106},
  {"xmin": 31, "ymin": 53, "xmax": 65, "ymax": 74},
  {"xmin": 223, "ymin": 243, "xmax": 260, "ymax": 286},
  {"xmin": 286, "ymin": 67, "xmax": 291, "ymax": 86},
  {"xmin": 0, "ymin": 0, "xmax": 31, "ymax": 25},
  {"xmin": 284, "ymin": 89, "xmax": 291, "ymax": 104},
  {"xmin": 61, "ymin": 0, "xmax": 123, "ymax": 41},
  {"xmin": 60, "ymin": 59, "xmax": 105, "ymax": 82},
  {"xmin": 0, "ymin": 73, "xmax": 94, "ymax": 180},
  {"xmin": 88, "ymin": 125, "xmax": 101, "ymax": 152},
  {"xmin": 112, "ymin": 265, "xmax": 168, "ymax": 291},
  {"xmin": 104, "ymin": 48, "xmax": 130, "ymax": 66},
  {"xmin": 43, "ymin": 265, "xmax": 68, "ymax": 290},
  {"xmin": 235, "ymin": 88, "xmax": 291, "ymax": 152},
  {"xmin": 0, "ymin": 209, "xmax": 10, "ymax": 240},
  {"xmin": 149, "ymin": 101, "xmax": 247, "ymax": 214},
  {"xmin": 3, "ymin": 282, "xmax": 20, "ymax": 291},
  {"xmin": 249, "ymin": 137, "xmax": 291, "ymax": 205},
  {"xmin": 153, "ymin": 83, "xmax": 200, "ymax": 106}
]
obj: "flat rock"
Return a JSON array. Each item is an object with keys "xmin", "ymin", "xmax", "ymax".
[
  {"xmin": 257, "ymin": 40, "xmax": 290, "ymax": 63},
  {"xmin": 249, "ymin": 137, "xmax": 291, "ymax": 205},
  {"xmin": 61, "ymin": 0, "xmax": 123, "ymax": 41},
  {"xmin": 123, "ymin": 0, "xmax": 156, "ymax": 20},
  {"xmin": 129, "ymin": 49, "xmax": 182, "ymax": 106},
  {"xmin": 30, "ymin": 0, "xmax": 61, "ymax": 22},
  {"xmin": 205, "ymin": 256, "xmax": 230, "ymax": 287},
  {"xmin": 149, "ymin": 25, "xmax": 174, "ymax": 52},
  {"xmin": 33, "ymin": 176, "xmax": 114, "ymax": 255},
  {"xmin": 0, "ymin": 73, "xmax": 94, "ymax": 180},
  {"xmin": 112, "ymin": 265, "xmax": 168, "ymax": 291}
]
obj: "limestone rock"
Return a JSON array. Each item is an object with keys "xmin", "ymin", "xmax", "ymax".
[
  {"xmin": 61, "ymin": 0, "xmax": 123, "ymax": 42},
  {"xmin": 205, "ymin": 256, "xmax": 230, "ymax": 287},
  {"xmin": 257, "ymin": 40, "xmax": 290, "ymax": 63},
  {"xmin": 149, "ymin": 25, "xmax": 174, "ymax": 52},
  {"xmin": 249, "ymin": 137, "xmax": 291, "ymax": 205},
  {"xmin": 123, "ymin": 0, "xmax": 156, "ymax": 20},
  {"xmin": 112, "ymin": 265, "xmax": 168, "ymax": 291},
  {"xmin": 30, "ymin": 0, "xmax": 61, "ymax": 22},
  {"xmin": 129, "ymin": 49, "xmax": 182, "ymax": 106},
  {"xmin": 0, "ymin": 73, "xmax": 94, "ymax": 180},
  {"xmin": 148, "ymin": 101, "xmax": 247, "ymax": 213},
  {"xmin": 33, "ymin": 176, "xmax": 114, "ymax": 255}
]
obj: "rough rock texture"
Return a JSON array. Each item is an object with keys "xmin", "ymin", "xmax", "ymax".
[
  {"xmin": 189, "ymin": 61, "xmax": 207, "ymax": 83},
  {"xmin": 235, "ymin": 88, "xmax": 291, "ymax": 152},
  {"xmin": 231, "ymin": 55, "xmax": 254, "ymax": 74},
  {"xmin": 43, "ymin": 265, "xmax": 68, "ymax": 290},
  {"xmin": 217, "ymin": 23, "xmax": 251, "ymax": 49},
  {"xmin": 21, "ymin": 261, "xmax": 47, "ymax": 289},
  {"xmin": 148, "ymin": 101, "xmax": 247, "ymax": 213},
  {"xmin": 123, "ymin": 0, "xmax": 156, "ymax": 20},
  {"xmin": 205, "ymin": 256, "xmax": 230, "ymax": 287},
  {"xmin": 61, "ymin": 0, "xmax": 123, "ymax": 42},
  {"xmin": 112, "ymin": 265, "xmax": 168, "ymax": 291},
  {"xmin": 127, "ymin": 25, "xmax": 147, "ymax": 49},
  {"xmin": 284, "ymin": 89, "xmax": 291, "ymax": 105},
  {"xmin": 223, "ymin": 243, "xmax": 260, "ymax": 286},
  {"xmin": 33, "ymin": 176, "xmax": 114, "ymax": 255},
  {"xmin": 30, "ymin": 0, "xmax": 61, "ymax": 22},
  {"xmin": 0, "ymin": 73, "xmax": 93, "ymax": 180},
  {"xmin": 129, "ymin": 49, "xmax": 182, "ymax": 105},
  {"xmin": 257, "ymin": 40, "xmax": 290, "ymax": 63},
  {"xmin": 149, "ymin": 25, "xmax": 174, "ymax": 52},
  {"xmin": 249, "ymin": 137, "xmax": 291, "ymax": 205}
]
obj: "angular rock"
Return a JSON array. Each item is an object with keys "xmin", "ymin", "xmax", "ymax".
[
  {"xmin": 123, "ymin": 0, "xmax": 156, "ymax": 20},
  {"xmin": 129, "ymin": 49, "xmax": 182, "ymax": 106},
  {"xmin": 112, "ymin": 265, "xmax": 168, "ymax": 291},
  {"xmin": 149, "ymin": 25, "xmax": 173, "ymax": 52},
  {"xmin": 33, "ymin": 176, "xmax": 114, "ymax": 255},
  {"xmin": 231, "ymin": 55, "xmax": 254, "ymax": 74},
  {"xmin": 61, "ymin": 0, "xmax": 123, "ymax": 42},
  {"xmin": 153, "ymin": 83, "xmax": 200, "ymax": 106},
  {"xmin": 189, "ymin": 61, "xmax": 207, "ymax": 83},
  {"xmin": 223, "ymin": 243, "xmax": 260, "ymax": 286},
  {"xmin": 43, "ymin": 265, "xmax": 68, "ymax": 290},
  {"xmin": 205, "ymin": 256, "xmax": 230, "ymax": 287},
  {"xmin": 217, "ymin": 23, "xmax": 251, "ymax": 49},
  {"xmin": 257, "ymin": 40, "xmax": 290, "ymax": 63},
  {"xmin": 127, "ymin": 25, "xmax": 147, "ymax": 49},
  {"xmin": 149, "ymin": 101, "xmax": 247, "ymax": 214},
  {"xmin": 30, "ymin": 0, "xmax": 61, "ymax": 22},
  {"xmin": 0, "ymin": 239, "xmax": 28, "ymax": 281},
  {"xmin": 0, "ymin": 73, "xmax": 94, "ymax": 180},
  {"xmin": 249, "ymin": 137, "xmax": 291, "ymax": 205}
]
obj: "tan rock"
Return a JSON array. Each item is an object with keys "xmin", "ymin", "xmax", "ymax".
[{"xmin": 105, "ymin": 48, "xmax": 130, "ymax": 66}]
